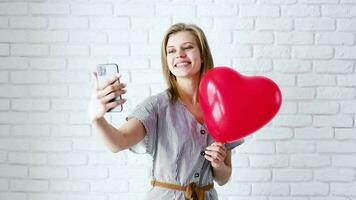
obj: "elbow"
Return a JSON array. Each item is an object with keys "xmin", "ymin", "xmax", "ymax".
[{"xmin": 216, "ymin": 178, "xmax": 230, "ymax": 186}]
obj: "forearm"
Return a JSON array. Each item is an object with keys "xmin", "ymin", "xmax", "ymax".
[
  {"xmin": 92, "ymin": 117, "xmax": 128, "ymax": 153},
  {"xmin": 212, "ymin": 162, "xmax": 232, "ymax": 186}
]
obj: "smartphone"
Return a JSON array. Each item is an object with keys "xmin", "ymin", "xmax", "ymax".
[{"xmin": 96, "ymin": 63, "xmax": 123, "ymax": 112}]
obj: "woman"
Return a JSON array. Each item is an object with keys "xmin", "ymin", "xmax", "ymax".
[{"xmin": 88, "ymin": 23, "xmax": 243, "ymax": 200}]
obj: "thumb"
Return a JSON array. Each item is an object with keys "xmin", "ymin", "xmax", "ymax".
[{"xmin": 91, "ymin": 72, "xmax": 99, "ymax": 89}]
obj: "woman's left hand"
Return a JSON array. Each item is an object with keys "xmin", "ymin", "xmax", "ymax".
[{"xmin": 204, "ymin": 142, "xmax": 227, "ymax": 169}]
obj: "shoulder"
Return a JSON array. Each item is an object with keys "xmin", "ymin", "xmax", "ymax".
[{"xmin": 136, "ymin": 89, "xmax": 171, "ymax": 110}]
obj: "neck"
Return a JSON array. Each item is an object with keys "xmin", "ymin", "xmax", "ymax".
[{"xmin": 177, "ymin": 76, "xmax": 200, "ymax": 105}]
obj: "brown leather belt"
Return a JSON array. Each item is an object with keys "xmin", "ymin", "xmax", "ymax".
[{"xmin": 151, "ymin": 179, "xmax": 214, "ymax": 200}]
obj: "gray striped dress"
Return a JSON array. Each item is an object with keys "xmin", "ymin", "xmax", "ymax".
[{"xmin": 127, "ymin": 90, "xmax": 244, "ymax": 200}]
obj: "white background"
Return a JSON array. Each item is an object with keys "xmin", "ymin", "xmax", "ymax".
[{"xmin": 0, "ymin": 0, "xmax": 355, "ymax": 199}]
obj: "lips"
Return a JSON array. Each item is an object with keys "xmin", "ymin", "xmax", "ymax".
[{"xmin": 174, "ymin": 61, "xmax": 191, "ymax": 67}]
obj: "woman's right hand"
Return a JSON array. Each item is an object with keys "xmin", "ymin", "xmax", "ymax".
[{"xmin": 88, "ymin": 72, "xmax": 127, "ymax": 123}]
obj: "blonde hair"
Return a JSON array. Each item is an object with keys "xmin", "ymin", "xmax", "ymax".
[{"xmin": 161, "ymin": 23, "xmax": 214, "ymax": 102}]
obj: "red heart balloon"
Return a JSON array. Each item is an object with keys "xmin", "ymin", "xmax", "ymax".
[{"xmin": 199, "ymin": 66, "xmax": 282, "ymax": 142}]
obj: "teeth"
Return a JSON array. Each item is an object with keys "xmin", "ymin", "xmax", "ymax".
[{"xmin": 176, "ymin": 62, "xmax": 190, "ymax": 67}]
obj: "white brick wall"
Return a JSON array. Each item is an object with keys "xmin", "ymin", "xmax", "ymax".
[{"xmin": 0, "ymin": 0, "xmax": 355, "ymax": 199}]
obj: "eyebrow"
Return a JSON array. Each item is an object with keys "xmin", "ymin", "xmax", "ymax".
[{"xmin": 167, "ymin": 42, "xmax": 194, "ymax": 48}]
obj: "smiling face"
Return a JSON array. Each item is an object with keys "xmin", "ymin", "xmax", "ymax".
[{"xmin": 166, "ymin": 31, "xmax": 203, "ymax": 80}]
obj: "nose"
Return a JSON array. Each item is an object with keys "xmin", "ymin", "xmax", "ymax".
[{"xmin": 176, "ymin": 48, "xmax": 186, "ymax": 58}]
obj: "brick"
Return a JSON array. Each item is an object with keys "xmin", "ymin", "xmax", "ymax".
[
  {"xmin": 115, "ymin": 3, "xmax": 154, "ymax": 16},
  {"xmin": 11, "ymin": 44, "xmax": 48, "ymax": 57},
  {"xmin": 31, "ymin": 140, "xmax": 72, "ymax": 152},
  {"xmin": 49, "ymin": 17, "xmax": 88, "ymax": 29},
  {"xmin": 11, "ymin": 99, "xmax": 50, "ymax": 111},
  {"xmin": 30, "ymin": 58, "xmax": 66, "ymax": 70},
  {"xmin": 331, "ymin": 183, "xmax": 356, "ymax": 196},
  {"xmin": 316, "ymin": 32, "xmax": 355, "ymax": 45},
  {"xmin": 131, "ymin": 17, "xmax": 171, "ymax": 31},
  {"xmin": 69, "ymin": 85, "xmax": 91, "ymax": 98},
  {"xmin": 49, "ymin": 153, "xmax": 87, "ymax": 166},
  {"xmin": 0, "ymin": 112, "xmax": 27, "ymax": 123},
  {"xmin": 10, "ymin": 180, "xmax": 48, "ymax": 192},
  {"xmin": 91, "ymin": 180, "xmax": 128, "ymax": 192},
  {"xmin": 29, "ymin": 31, "xmax": 68, "ymax": 43},
  {"xmin": 0, "ymin": 44, "xmax": 8, "ymax": 56},
  {"xmin": 11, "ymin": 125, "xmax": 50, "ymax": 137},
  {"xmin": 293, "ymin": 46, "xmax": 333, "ymax": 59},
  {"xmin": 91, "ymin": 45, "xmax": 129, "ymax": 56},
  {"xmin": 10, "ymin": 71, "xmax": 47, "ymax": 84},
  {"xmin": 0, "ymin": 30, "xmax": 27, "ymax": 42},
  {"xmin": 51, "ymin": 125, "xmax": 90, "ymax": 137},
  {"xmin": 73, "ymin": 139, "xmax": 107, "ymax": 151},
  {"xmin": 51, "ymin": 45, "xmax": 89, "ymax": 56},
  {"xmin": 0, "ymin": 17, "xmax": 8, "ymax": 28},
  {"xmin": 333, "ymin": 155, "xmax": 356, "ymax": 167},
  {"xmin": 295, "ymin": 127, "xmax": 334, "ymax": 139},
  {"xmin": 131, "ymin": 70, "xmax": 165, "ymax": 84},
  {"xmin": 317, "ymin": 141, "xmax": 356, "ymax": 153},
  {"xmin": 67, "ymin": 194, "xmax": 107, "ymax": 200},
  {"xmin": 274, "ymin": 169, "xmax": 312, "ymax": 181},
  {"xmin": 156, "ymin": 4, "xmax": 195, "ymax": 17},
  {"xmin": 0, "ymin": 57, "xmax": 28, "ymax": 69},
  {"xmin": 212, "ymin": 44, "xmax": 252, "ymax": 57},
  {"xmin": 300, "ymin": 0, "xmax": 338, "ymax": 4},
  {"xmin": 0, "ymin": 193, "xmax": 26, "ymax": 200},
  {"xmin": 273, "ymin": 115, "xmax": 312, "ymax": 127},
  {"xmin": 10, "ymin": 17, "xmax": 47, "ymax": 29},
  {"xmin": 50, "ymin": 181, "xmax": 89, "ymax": 192},
  {"xmin": 250, "ymin": 155, "xmax": 288, "ymax": 168},
  {"xmin": 30, "ymin": 167, "xmax": 67, "ymax": 179},
  {"xmin": 274, "ymin": 59, "xmax": 311, "ymax": 73},
  {"xmin": 234, "ymin": 31, "xmax": 273, "ymax": 44},
  {"xmin": 254, "ymin": 127, "xmax": 293, "ymax": 140},
  {"xmin": 30, "ymin": 3, "xmax": 69, "ymax": 15},
  {"xmin": 0, "ymin": 125, "xmax": 10, "ymax": 136},
  {"xmin": 232, "ymin": 169, "xmax": 271, "ymax": 181},
  {"xmin": 338, "ymin": 19, "xmax": 356, "ymax": 31},
  {"xmin": 215, "ymin": 17, "xmax": 254, "ymax": 30},
  {"xmin": 255, "ymin": 46, "xmax": 290, "ymax": 58},
  {"xmin": 277, "ymin": 141, "xmax": 315, "ymax": 153},
  {"xmin": 278, "ymin": 102, "xmax": 297, "ymax": 114},
  {"xmin": 258, "ymin": 0, "xmax": 297, "ymax": 4},
  {"xmin": 291, "ymin": 155, "xmax": 331, "ymax": 167},
  {"xmin": 295, "ymin": 18, "xmax": 335, "ymax": 31},
  {"xmin": 335, "ymin": 47, "xmax": 356, "ymax": 59},
  {"xmin": 206, "ymin": 31, "xmax": 232, "ymax": 44},
  {"xmin": 90, "ymin": 17, "xmax": 129, "ymax": 29},
  {"xmin": 314, "ymin": 115, "xmax": 353, "ymax": 127},
  {"xmin": 52, "ymin": 99, "xmax": 87, "ymax": 111},
  {"xmin": 30, "ymin": 86, "xmax": 68, "ymax": 97},
  {"xmin": 8, "ymin": 152, "xmax": 47, "ymax": 165},
  {"xmin": 256, "ymin": 18, "xmax": 293, "ymax": 31},
  {"xmin": 231, "ymin": 154, "xmax": 249, "ymax": 167},
  {"xmin": 109, "ymin": 30, "xmax": 147, "ymax": 43},
  {"xmin": 338, "ymin": 75, "xmax": 356, "ymax": 86},
  {"xmin": 69, "ymin": 166, "xmax": 108, "ymax": 179},
  {"xmin": 88, "ymin": 152, "xmax": 126, "ymax": 165},
  {"xmin": 0, "ymin": 3, "xmax": 27, "ymax": 15},
  {"xmin": 291, "ymin": 182, "xmax": 328, "ymax": 195},
  {"xmin": 0, "ymin": 165, "xmax": 27, "ymax": 178},
  {"xmin": 240, "ymin": 5, "xmax": 280, "ymax": 17},
  {"xmin": 233, "ymin": 59, "xmax": 272, "ymax": 72},
  {"xmin": 275, "ymin": 32, "xmax": 313, "ymax": 45},
  {"xmin": 282, "ymin": 87, "xmax": 315, "ymax": 100},
  {"xmin": 301, "ymin": 100, "xmax": 336, "ymax": 114},
  {"xmin": 318, "ymin": 87, "xmax": 355, "ymax": 100},
  {"xmin": 322, "ymin": 5, "xmax": 356, "ymax": 17},
  {"xmin": 27, "ymin": 112, "xmax": 68, "ymax": 124},
  {"xmin": 282, "ymin": 5, "xmax": 320, "ymax": 16},
  {"xmin": 0, "ymin": 179, "xmax": 7, "ymax": 191},
  {"xmin": 71, "ymin": 4, "xmax": 112, "ymax": 15},
  {"xmin": 314, "ymin": 60, "xmax": 353, "ymax": 73},
  {"xmin": 252, "ymin": 183, "xmax": 289, "ymax": 195},
  {"xmin": 49, "ymin": 72, "xmax": 90, "ymax": 83},
  {"xmin": 237, "ymin": 141, "xmax": 275, "ymax": 154},
  {"xmin": 198, "ymin": 4, "xmax": 237, "ymax": 16},
  {"xmin": 0, "ymin": 99, "xmax": 9, "ymax": 110},
  {"xmin": 216, "ymin": 183, "xmax": 251, "ymax": 195},
  {"xmin": 298, "ymin": 74, "xmax": 336, "ymax": 86},
  {"xmin": 315, "ymin": 168, "xmax": 355, "ymax": 181},
  {"xmin": 335, "ymin": 128, "xmax": 356, "ymax": 139},
  {"xmin": 28, "ymin": 194, "xmax": 67, "ymax": 200},
  {"xmin": 70, "ymin": 31, "xmax": 107, "ymax": 43}
]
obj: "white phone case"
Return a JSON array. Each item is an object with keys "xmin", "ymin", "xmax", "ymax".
[{"xmin": 96, "ymin": 63, "xmax": 123, "ymax": 112}]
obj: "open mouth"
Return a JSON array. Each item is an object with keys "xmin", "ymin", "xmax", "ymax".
[{"xmin": 175, "ymin": 61, "xmax": 191, "ymax": 68}]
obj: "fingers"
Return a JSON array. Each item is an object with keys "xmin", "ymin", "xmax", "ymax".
[
  {"xmin": 97, "ymin": 82, "xmax": 126, "ymax": 99},
  {"xmin": 104, "ymin": 98, "xmax": 127, "ymax": 112},
  {"xmin": 100, "ymin": 89, "xmax": 127, "ymax": 104},
  {"xmin": 91, "ymin": 72, "xmax": 99, "ymax": 89},
  {"xmin": 204, "ymin": 142, "xmax": 227, "ymax": 166}
]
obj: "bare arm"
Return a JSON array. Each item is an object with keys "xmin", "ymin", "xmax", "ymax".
[{"xmin": 88, "ymin": 72, "xmax": 145, "ymax": 153}]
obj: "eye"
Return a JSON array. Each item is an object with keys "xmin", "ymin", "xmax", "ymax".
[
  {"xmin": 183, "ymin": 45, "xmax": 193, "ymax": 50},
  {"xmin": 167, "ymin": 49, "xmax": 175, "ymax": 54}
]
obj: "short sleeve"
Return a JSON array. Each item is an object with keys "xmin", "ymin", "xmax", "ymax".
[
  {"xmin": 225, "ymin": 139, "xmax": 244, "ymax": 150},
  {"xmin": 126, "ymin": 96, "xmax": 158, "ymax": 155}
]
